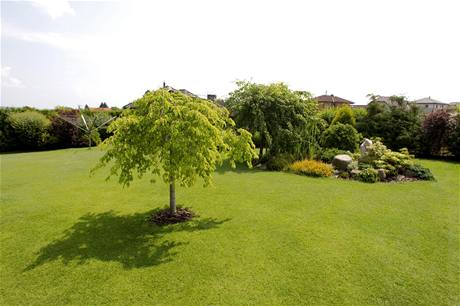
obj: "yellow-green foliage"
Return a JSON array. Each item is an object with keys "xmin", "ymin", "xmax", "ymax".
[
  {"xmin": 361, "ymin": 140, "xmax": 414, "ymax": 174},
  {"xmin": 289, "ymin": 159, "xmax": 333, "ymax": 177},
  {"xmin": 93, "ymin": 89, "xmax": 258, "ymax": 187}
]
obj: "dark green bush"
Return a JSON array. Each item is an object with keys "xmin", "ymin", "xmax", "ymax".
[
  {"xmin": 448, "ymin": 113, "xmax": 460, "ymax": 159},
  {"xmin": 8, "ymin": 111, "xmax": 50, "ymax": 149},
  {"xmin": 405, "ymin": 164, "xmax": 435, "ymax": 181},
  {"xmin": 357, "ymin": 168, "xmax": 378, "ymax": 183},
  {"xmin": 316, "ymin": 148, "xmax": 348, "ymax": 163},
  {"xmin": 266, "ymin": 153, "xmax": 295, "ymax": 171},
  {"xmin": 0, "ymin": 108, "xmax": 15, "ymax": 151},
  {"xmin": 321, "ymin": 123, "xmax": 360, "ymax": 152}
]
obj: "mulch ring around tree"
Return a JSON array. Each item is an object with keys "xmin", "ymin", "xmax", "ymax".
[{"xmin": 147, "ymin": 207, "xmax": 197, "ymax": 226}]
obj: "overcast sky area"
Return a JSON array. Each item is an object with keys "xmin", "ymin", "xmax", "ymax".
[{"xmin": 1, "ymin": 0, "xmax": 459, "ymax": 108}]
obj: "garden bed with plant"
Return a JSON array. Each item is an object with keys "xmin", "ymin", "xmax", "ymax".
[
  {"xmin": 272, "ymin": 139, "xmax": 435, "ymax": 184},
  {"xmin": 331, "ymin": 139, "xmax": 435, "ymax": 183}
]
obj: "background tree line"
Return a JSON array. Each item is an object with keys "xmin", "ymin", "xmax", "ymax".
[
  {"xmin": 1, "ymin": 85, "xmax": 459, "ymax": 161},
  {"xmin": 0, "ymin": 105, "xmax": 122, "ymax": 152}
]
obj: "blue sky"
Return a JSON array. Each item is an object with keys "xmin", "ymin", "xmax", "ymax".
[{"xmin": 1, "ymin": 0, "xmax": 459, "ymax": 108}]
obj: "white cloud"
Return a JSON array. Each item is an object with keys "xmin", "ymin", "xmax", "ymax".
[
  {"xmin": 1, "ymin": 67, "xmax": 24, "ymax": 88},
  {"xmin": 2, "ymin": 0, "xmax": 460, "ymax": 108},
  {"xmin": 31, "ymin": 0, "xmax": 75, "ymax": 19},
  {"xmin": 3, "ymin": 26, "xmax": 95, "ymax": 55}
]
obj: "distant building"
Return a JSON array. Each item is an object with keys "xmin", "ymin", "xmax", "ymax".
[
  {"xmin": 315, "ymin": 94, "xmax": 354, "ymax": 108},
  {"xmin": 372, "ymin": 95, "xmax": 397, "ymax": 106},
  {"xmin": 413, "ymin": 97, "xmax": 449, "ymax": 113},
  {"xmin": 123, "ymin": 85, "xmax": 217, "ymax": 109}
]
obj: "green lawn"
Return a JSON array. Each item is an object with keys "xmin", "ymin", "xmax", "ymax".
[{"xmin": 1, "ymin": 148, "xmax": 459, "ymax": 305}]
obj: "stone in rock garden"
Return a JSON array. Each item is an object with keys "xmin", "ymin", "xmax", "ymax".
[
  {"xmin": 350, "ymin": 169, "xmax": 361, "ymax": 178},
  {"xmin": 360, "ymin": 138, "xmax": 373, "ymax": 155},
  {"xmin": 332, "ymin": 154, "xmax": 352, "ymax": 171},
  {"xmin": 377, "ymin": 169, "xmax": 386, "ymax": 181}
]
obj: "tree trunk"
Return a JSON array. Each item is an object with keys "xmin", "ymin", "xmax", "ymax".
[
  {"xmin": 169, "ymin": 175, "xmax": 176, "ymax": 214},
  {"xmin": 88, "ymin": 135, "xmax": 92, "ymax": 149}
]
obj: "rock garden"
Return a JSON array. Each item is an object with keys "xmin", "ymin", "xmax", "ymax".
[{"xmin": 331, "ymin": 138, "xmax": 435, "ymax": 183}]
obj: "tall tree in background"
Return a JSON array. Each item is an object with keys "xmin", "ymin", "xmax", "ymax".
[
  {"xmin": 93, "ymin": 89, "xmax": 257, "ymax": 214},
  {"xmin": 421, "ymin": 109, "xmax": 455, "ymax": 156},
  {"xmin": 357, "ymin": 96, "xmax": 421, "ymax": 152},
  {"xmin": 226, "ymin": 81, "xmax": 318, "ymax": 160}
]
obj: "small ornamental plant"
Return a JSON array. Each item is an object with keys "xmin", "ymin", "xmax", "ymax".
[{"xmin": 289, "ymin": 159, "xmax": 333, "ymax": 177}]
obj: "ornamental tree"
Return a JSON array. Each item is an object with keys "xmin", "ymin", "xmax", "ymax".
[
  {"xmin": 225, "ymin": 81, "xmax": 318, "ymax": 159},
  {"xmin": 93, "ymin": 89, "xmax": 257, "ymax": 214}
]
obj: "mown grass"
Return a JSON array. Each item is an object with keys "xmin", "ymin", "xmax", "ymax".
[{"xmin": 1, "ymin": 148, "xmax": 459, "ymax": 305}]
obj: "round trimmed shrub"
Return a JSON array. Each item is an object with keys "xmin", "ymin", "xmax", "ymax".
[
  {"xmin": 321, "ymin": 123, "xmax": 360, "ymax": 152},
  {"xmin": 357, "ymin": 168, "xmax": 378, "ymax": 183},
  {"xmin": 405, "ymin": 164, "xmax": 435, "ymax": 181}
]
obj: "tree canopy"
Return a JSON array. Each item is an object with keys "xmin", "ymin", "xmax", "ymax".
[
  {"xmin": 357, "ymin": 98, "xmax": 421, "ymax": 152},
  {"xmin": 225, "ymin": 81, "xmax": 318, "ymax": 159},
  {"xmin": 93, "ymin": 89, "xmax": 257, "ymax": 213}
]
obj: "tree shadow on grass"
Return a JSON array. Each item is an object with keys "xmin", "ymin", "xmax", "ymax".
[{"xmin": 24, "ymin": 210, "xmax": 230, "ymax": 271}]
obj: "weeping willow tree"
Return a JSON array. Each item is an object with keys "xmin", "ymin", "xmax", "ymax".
[
  {"xmin": 226, "ymin": 81, "xmax": 319, "ymax": 160},
  {"xmin": 92, "ymin": 89, "xmax": 257, "ymax": 214}
]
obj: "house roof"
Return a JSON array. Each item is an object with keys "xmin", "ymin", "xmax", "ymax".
[
  {"xmin": 315, "ymin": 95, "xmax": 354, "ymax": 105},
  {"xmin": 414, "ymin": 97, "xmax": 447, "ymax": 105},
  {"xmin": 123, "ymin": 86, "xmax": 202, "ymax": 109},
  {"xmin": 374, "ymin": 95, "xmax": 392, "ymax": 103}
]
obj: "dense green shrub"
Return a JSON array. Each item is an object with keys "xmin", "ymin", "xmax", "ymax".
[
  {"xmin": 356, "ymin": 99, "xmax": 422, "ymax": 153},
  {"xmin": 316, "ymin": 148, "xmax": 349, "ymax": 163},
  {"xmin": 353, "ymin": 108, "xmax": 367, "ymax": 125},
  {"xmin": 266, "ymin": 153, "xmax": 295, "ymax": 171},
  {"xmin": 360, "ymin": 140, "xmax": 413, "ymax": 174},
  {"xmin": 448, "ymin": 113, "xmax": 460, "ymax": 158},
  {"xmin": 319, "ymin": 108, "xmax": 337, "ymax": 126},
  {"xmin": 8, "ymin": 111, "xmax": 50, "ymax": 149},
  {"xmin": 0, "ymin": 108, "xmax": 15, "ymax": 151},
  {"xmin": 421, "ymin": 109, "xmax": 455, "ymax": 156},
  {"xmin": 405, "ymin": 164, "xmax": 435, "ymax": 181},
  {"xmin": 373, "ymin": 149, "xmax": 413, "ymax": 175},
  {"xmin": 357, "ymin": 168, "xmax": 378, "ymax": 183},
  {"xmin": 331, "ymin": 106, "xmax": 356, "ymax": 126},
  {"xmin": 321, "ymin": 123, "xmax": 360, "ymax": 152},
  {"xmin": 289, "ymin": 159, "xmax": 333, "ymax": 177}
]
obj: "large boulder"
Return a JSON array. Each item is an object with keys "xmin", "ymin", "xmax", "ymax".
[
  {"xmin": 360, "ymin": 138, "xmax": 373, "ymax": 155},
  {"xmin": 332, "ymin": 154, "xmax": 353, "ymax": 171}
]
